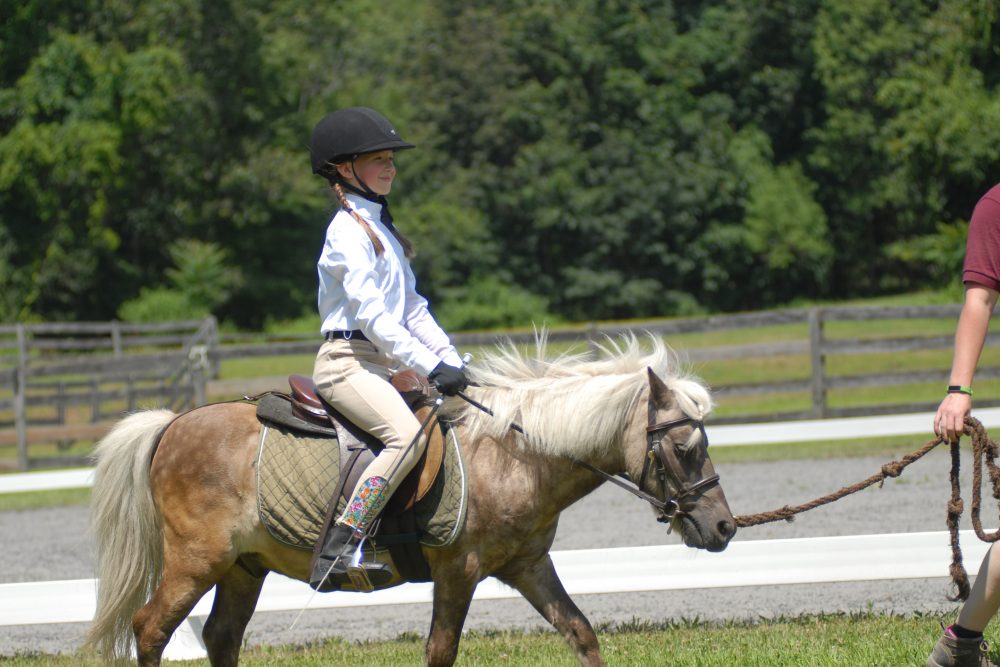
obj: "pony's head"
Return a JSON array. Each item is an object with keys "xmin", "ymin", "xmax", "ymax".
[
  {"xmin": 641, "ymin": 366, "xmax": 735, "ymax": 552},
  {"xmin": 450, "ymin": 333, "xmax": 735, "ymax": 552}
]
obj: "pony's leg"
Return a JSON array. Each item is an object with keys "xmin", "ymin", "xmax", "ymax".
[
  {"xmin": 131, "ymin": 552, "xmax": 219, "ymax": 666},
  {"xmin": 202, "ymin": 564, "xmax": 266, "ymax": 667},
  {"xmin": 426, "ymin": 561, "xmax": 479, "ymax": 667},
  {"xmin": 498, "ymin": 555, "xmax": 604, "ymax": 667},
  {"xmin": 132, "ymin": 525, "xmax": 236, "ymax": 666}
]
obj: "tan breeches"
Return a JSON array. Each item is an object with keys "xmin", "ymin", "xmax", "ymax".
[{"xmin": 313, "ymin": 338, "xmax": 425, "ymax": 529}]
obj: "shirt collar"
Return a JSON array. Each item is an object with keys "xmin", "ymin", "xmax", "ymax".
[{"xmin": 344, "ymin": 192, "xmax": 383, "ymax": 222}]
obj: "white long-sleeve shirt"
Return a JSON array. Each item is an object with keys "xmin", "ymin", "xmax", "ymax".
[{"xmin": 316, "ymin": 193, "xmax": 462, "ymax": 376}]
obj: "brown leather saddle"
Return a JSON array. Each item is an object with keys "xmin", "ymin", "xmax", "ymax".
[{"xmin": 266, "ymin": 371, "xmax": 445, "ymax": 512}]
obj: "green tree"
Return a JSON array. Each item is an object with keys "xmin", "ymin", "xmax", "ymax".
[
  {"xmin": 3, "ymin": 0, "xmax": 999, "ymax": 329},
  {"xmin": 117, "ymin": 239, "xmax": 243, "ymax": 322},
  {"xmin": 809, "ymin": 0, "xmax": 1000, "ymax": 295}
]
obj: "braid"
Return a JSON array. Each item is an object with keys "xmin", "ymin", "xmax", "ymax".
[
  {"xmin": 332, "ymin": 183, "xmax": 385, "ymax": 256},
  {"xmin": 391, "ymin": 221, "xmax": 416, "ymax": 259}
]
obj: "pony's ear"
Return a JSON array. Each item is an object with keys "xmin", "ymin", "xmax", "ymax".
[{"xmin": 646, "ymin": 367, "xmax": 676, "ymax": 408}]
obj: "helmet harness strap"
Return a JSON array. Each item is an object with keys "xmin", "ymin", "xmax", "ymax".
[{"xmin": 333, "ymin": 159, "xmax": 396, "ymax": 227}]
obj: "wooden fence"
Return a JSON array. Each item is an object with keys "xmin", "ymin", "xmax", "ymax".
[
  {"xmin": 1, "ymin": 304, "xmax": 987, "ymax": 470},
  {"xmin": 0, "ymin": 319, "xmax": 218, "ymax": 470},
  {"xmin": 457, "ymin": 304, "xmax": 992, "ymax": 423},
  {"xmin": 205, "ymin": 303, "xmax": 986, "ymax": 422}
]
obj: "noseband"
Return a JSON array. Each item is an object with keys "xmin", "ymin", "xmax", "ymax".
[{"xmin": 638, "ymin": 416, "xmax": 720, "ymax": 525}]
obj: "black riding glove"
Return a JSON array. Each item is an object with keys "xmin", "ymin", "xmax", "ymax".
[{"xmin": 428, "ymin": 362, "xmax": 469, "ymax": 396}]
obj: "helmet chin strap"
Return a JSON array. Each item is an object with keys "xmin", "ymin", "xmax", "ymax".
[
  {"xmin": 349, "ymin": 159, "xmax": 379, "ymax": 199},
  {"xmin": 336, "ymin": 160, "xmax": 395, "ymax": 227}
]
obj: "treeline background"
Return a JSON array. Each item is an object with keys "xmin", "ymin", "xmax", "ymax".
[{"xmin": 1, "ymin": 0, "xmax": 999, "ymax": 331}]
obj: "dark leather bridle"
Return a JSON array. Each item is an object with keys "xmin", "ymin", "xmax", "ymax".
[
  {"xmin": 456, "ymin": 390, "xmax": 721, "ymax": 526},
  {"xmin": 566, "ymin": 403, "xmax": 721, "ymax": 527},
  {"xmin": 637, "ymin": 415, "xmax": 721, "ymax": 525}
]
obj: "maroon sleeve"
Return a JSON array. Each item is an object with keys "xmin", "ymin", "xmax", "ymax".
[{"xmin": 963, "ymin": 185, "xmax": 1000, "ymax": 291}]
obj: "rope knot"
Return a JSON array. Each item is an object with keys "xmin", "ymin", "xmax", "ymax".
[{"xmin": 881, "ymin": 462, "xmax": 903, "ymax": 478}]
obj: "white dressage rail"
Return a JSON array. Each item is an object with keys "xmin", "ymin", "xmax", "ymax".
[
  {"xmin": 0, "ymin": 531, "xmax": 990, "ymax": 661},
  {"xmin": 708, "ymin": 406, "xmax": 1000, "ymax": 447},
  {"xmin": 7, "ymin": 407, "xmax": 1000, "ymax": 496}
]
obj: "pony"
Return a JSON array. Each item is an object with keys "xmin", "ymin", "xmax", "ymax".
[{"xmin": 85, "ymin": 335, "xmax": 735, "ymax": 666}]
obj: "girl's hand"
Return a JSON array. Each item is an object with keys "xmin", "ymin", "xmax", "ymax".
[
  {"xmin": 429, "ymin": 362, "xmax": 469, "ymax": 396},
  {"xmin": 935, "ymin": 392, "xmax": 973, "ymax": 442}
]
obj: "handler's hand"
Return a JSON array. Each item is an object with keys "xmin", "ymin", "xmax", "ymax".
[{"xmin": 934, "ymin": 393, "xmax": 972, "ymax": 442}]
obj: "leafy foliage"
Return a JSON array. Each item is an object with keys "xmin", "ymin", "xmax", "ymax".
[{"xmin": 2, "ymin": 0, "xmax": 998, "ymax": 328}]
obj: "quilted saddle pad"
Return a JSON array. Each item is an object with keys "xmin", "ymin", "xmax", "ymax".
[{"xmin": 255, "ymin": 420, "xmax": 468, "ymax": 551}]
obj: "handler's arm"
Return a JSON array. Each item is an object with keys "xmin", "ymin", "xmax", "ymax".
[{"xmin": 936, "ymin": 284, "xmax": 999, "ymax": 441}]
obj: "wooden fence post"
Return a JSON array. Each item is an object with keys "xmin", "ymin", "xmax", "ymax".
[
  {"xmin": 111, "ymin": 320, "xmax": 123, "ymax": 357},
  {"xmin": 14, "ymin": 324, "xmax": 28, "ymax": 471},
  {"xmin": 808, "ymin": 308, "xmax": 826, "ymax": 419},
  {"xmin": 207, "ymin": 316, "xmax": 220, "ymax": 378},
  {"xmin": 188, "ymin": 343, "xmax": 209, "ymax": 408},
  {"xmin": 56, "ymin": 382, "xmax": 66, "ymax": 424},
  {"xmin": 90, "ymin": 378, "xmax": 101, "ymax": 422}
]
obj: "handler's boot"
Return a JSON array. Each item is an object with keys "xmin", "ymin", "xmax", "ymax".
[{"xmin": 927, "ymin": 626, "xmax": 996, "ymax": 667}]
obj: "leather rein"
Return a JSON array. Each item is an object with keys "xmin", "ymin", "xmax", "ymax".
[{"xmin": 457, "ymin": 391, "xmax": 720, "ymax": 526}]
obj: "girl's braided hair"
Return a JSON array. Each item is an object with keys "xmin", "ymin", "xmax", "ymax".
[{"xmin": 324, "ymin": 164, "xmax": 414, "ymax": 258}]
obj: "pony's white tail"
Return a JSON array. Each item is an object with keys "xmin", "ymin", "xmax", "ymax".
[{"xmin": 84, "ymin": 409, "xmax": 176, "ymax": 661}]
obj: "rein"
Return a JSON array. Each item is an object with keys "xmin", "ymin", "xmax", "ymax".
[{"xmin": 456, "ymin": 392, "xmax": 719, "ymax": 524}]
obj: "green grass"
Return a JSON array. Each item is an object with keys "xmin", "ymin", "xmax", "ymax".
[
  {"xmin": 1, "ymin": 613, "xmax": 980, "ymax": 666},
  {"xmin": 218, "ymin": 354, "xmax": 316, "ymax": 380},
  {"xmin": 0, "ymin": 487, "xmax": 91, "ymax": 512}
]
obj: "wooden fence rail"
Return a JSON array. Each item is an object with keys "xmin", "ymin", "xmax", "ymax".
[
  {"xmin": 0, "ymin": 318, "xmax": 217, "ymax": 470},
  {"xmin": 0, "ymin": 304, "xmax": 981, "ymax": 470}
]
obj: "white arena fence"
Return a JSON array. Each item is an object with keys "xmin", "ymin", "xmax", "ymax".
[
  {"xmin": 5, "ymin": 408, "xmax": 1000, "ymax": 661},
  {"xmin": 6, "ymin": 407, "xmax": 1000, "ymax": 495}
]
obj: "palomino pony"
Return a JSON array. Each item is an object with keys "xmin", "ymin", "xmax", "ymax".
[{"xmin": 85, "ymin": 335, "xmax": 735, "ymax": 666}]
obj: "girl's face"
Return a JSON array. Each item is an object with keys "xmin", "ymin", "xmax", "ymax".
[{"xmin": 337, "ymin": 150, "xmax": 396, "ymax": 196}]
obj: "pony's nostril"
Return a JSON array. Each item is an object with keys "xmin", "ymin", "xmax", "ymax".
[{"xmin": 718, "ymin": 520, "xmax": 736, "ymax": 539}]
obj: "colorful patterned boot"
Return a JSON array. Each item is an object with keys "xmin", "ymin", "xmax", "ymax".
[{"xmin": 309, "ymin": 476, "xmax": 393, "ymax": 592}]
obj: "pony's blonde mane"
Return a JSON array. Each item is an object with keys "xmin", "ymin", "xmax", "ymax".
[{"xmin": 444, "ymin": 333, "xmax": 713, "ymax": 458}]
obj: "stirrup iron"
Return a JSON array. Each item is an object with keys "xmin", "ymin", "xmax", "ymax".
[{"xmin": 345, "ymin": 534, "xmax": 374, "ymax": 591}]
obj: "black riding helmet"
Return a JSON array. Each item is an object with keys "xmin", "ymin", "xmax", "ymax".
[{"xmin": 309, "ymin": 107, "xmax": 415, "ymax": 175}]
